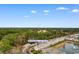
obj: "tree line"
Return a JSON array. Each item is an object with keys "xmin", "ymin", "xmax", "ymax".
[{"xmin": 0, "ymin": 28, "xmax": 79, "ymax": 53}]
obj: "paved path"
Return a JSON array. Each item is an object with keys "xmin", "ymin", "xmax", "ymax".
[{"xmin": 34, "ymin": 34, "xmax": 79, "ymax": 50}]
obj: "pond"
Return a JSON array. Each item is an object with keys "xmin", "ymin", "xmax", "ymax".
[
  {"xmin": 58, "ymin": 42, "xmax": 79, "ymax": 54},
  {"xmin": 45, "ymin": 41, "xmax": 79, "ymax": 54}
]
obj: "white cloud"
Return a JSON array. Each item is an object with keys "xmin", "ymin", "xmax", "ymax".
[
  {"xmin": 43, "ymin": 10, "xmax": 50, "ymax": 16},
  {"xmin": 56, "ymin": 7, "xmax": 69, "ymax": 10},
  {"xmin": 24, "ymin": 15, "xmax": 30, "ymax": 18},
  {"xmin": 72, "ymin": 9, "xmax": 79, "ymax": 12},
  {"xmin": 43, "ymin": 10, "xmax": 50, "ymax": 13},
  {"xmin": 30, "ymin": 10, "xmax": 37, "ymax": 14}
]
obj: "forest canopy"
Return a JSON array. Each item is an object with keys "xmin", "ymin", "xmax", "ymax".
[{"xmin": 0, "ymin": 28, "xmax": 79, "ymax": 53}]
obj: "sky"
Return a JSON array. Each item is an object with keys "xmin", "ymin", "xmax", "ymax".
[{"xmin": 0, "ymin": 4, "xmax": 79, "ymax": 28}]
